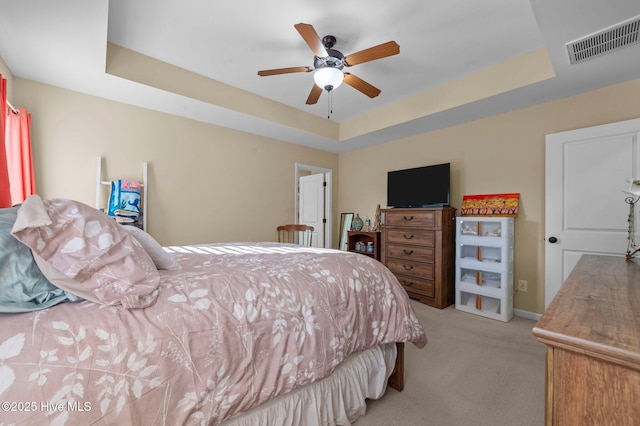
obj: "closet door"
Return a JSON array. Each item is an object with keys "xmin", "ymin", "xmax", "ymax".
[
  {"xmin": 298, "ymin": 172, "xmax": 325, "ymax": 248},
  {"xmin": 545, "ymin": 118, "xmax": 640, "ymax": 307}
]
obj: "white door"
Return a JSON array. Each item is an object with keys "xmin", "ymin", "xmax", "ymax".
[
  {"xmin": 545, "ymin": 118, "xmax": 640, "ymax": 307},
  {"xmin": 299, "ymin": 173, "xmax": 325, "ymax": 248}
]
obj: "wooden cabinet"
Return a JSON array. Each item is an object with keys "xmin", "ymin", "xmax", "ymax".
[
  {"xmin": 347, "ymin": 231, "xmax": 380, "ymax": 261},
  {"xmin": 455, "ymin": 217, "xmax": 514, "ymax": 322},
  {"xmin": 533, "ymin": 255, "xmax": 640, "ymax": 425},
  {"xmin": 380, "ymin": 207, "xmax": 456, "ymax": 308}
]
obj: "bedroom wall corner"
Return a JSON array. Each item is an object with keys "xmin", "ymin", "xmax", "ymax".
[
  {"xmin": 13, "ymin": 78, "xmax": 339, "ymax": 247},
  {"xmin": 0, "ymin": 55, "xmax": 14, "ymax": 99},
  {"xmin": 338, "ymin": 77, "xmax": 640, "ymax": 315}
]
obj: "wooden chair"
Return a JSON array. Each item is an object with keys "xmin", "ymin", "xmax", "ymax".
[{"xmin": 277, "ymin": 224, "xmax": 314, "ymax": 247}]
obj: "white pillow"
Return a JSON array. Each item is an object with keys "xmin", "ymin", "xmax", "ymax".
[{"xmin": 121, "ymin": 225, "xmax": 180, "ymax": 271}]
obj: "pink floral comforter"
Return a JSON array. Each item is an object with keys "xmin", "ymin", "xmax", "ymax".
[{"xmin": 0, "ymin": 243, "xmax": 426, "ymax": 425}]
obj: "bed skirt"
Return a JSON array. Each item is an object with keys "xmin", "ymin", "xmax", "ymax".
[{"xmin": 223, "ymin": 343, "xmax": 397, "ymax": 425}]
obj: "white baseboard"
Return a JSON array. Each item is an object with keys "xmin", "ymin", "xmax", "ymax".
[{"xmin": 514, "ymin": 309, "xmax": 542, "ymax": 321}]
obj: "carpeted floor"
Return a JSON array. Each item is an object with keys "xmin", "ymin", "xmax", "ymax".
[{"xmin": 357, "ymin": 300, "xmax": 546, "ymax": 426}]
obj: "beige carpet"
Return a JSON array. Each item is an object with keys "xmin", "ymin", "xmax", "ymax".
[{"xmin": 357, "ymin": 300, "xmax": 546, "ymax": 426}]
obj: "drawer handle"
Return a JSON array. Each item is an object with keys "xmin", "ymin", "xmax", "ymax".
[
  {"xmin": 401, "ymin": 280, "xmax": 414, "ymax": 287},
  {"xmin": 403, "ymin": 215, "xmax": 414, "ymax": 221},
  {"xmin": 403, "ymin": 234, "xmax": 414, "ymax": 240},
  {"xmin": 402, "ymin": 264, "xmax": 414, "ymax": 271},
  {"xmin": 403, "ymin": 249, "xmax": 414, "ymax": 255}
]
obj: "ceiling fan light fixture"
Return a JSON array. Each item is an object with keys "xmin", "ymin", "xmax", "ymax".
[{"xmin": 314, "ymin": 67, "xmax": 344, "ymax": 91}]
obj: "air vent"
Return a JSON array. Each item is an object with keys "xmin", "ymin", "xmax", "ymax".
[{"xmin": 566, "ymin": 15, "xmax": 640, "ymax": 64}]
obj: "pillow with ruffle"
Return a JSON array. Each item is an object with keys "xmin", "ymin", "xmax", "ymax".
[
  {"xmin": 11, "ymin": 195, "xmax": 160, "ymax": 309},
  {"xmin": 0, "ymin": 205, "xmax": 80, "ymax": 312}
]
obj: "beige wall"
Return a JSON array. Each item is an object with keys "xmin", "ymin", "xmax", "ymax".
[
  {"xmin": 339, "ymin": 78, "xmax": 640, "ymax": 314},
  {"xmin": 8, "ymin": 56, "xmax": 640, "ymax": 314},
  {"xmin": 13, "ymin": 78, "xmax": 339, "ymax": 246}
]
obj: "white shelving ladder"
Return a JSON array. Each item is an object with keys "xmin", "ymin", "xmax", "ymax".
[{"xmin": 95, "ymin": 156, "xmax": 148, "ymax": 231}]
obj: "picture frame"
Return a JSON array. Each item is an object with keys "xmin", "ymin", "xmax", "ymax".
[{"xmin": 460, "ymin": 193, "xmax": 520, "ymax": 217}]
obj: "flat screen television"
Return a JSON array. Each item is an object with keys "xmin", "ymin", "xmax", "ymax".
[{"xmin": 387, "ymin": 163, "xmax": 450, "ymax": 208}]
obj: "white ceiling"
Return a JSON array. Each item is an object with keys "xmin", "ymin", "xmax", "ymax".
[{"xmin": 0, "ymin": 0, "xmax": 639, "ymax": 153}]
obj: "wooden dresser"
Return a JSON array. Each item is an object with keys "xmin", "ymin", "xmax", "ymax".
[
  {"xmin": 380, "ymin": 207, "xmax": 456, "ymax": 308},
  {"xmin": 533, "ymin": 255, "xmax": 640, "ymax": 425}
]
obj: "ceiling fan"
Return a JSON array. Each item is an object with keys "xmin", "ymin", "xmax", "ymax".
[{"xmin": 258, "ymin": 23, "xmax": 400, "ymax": 105}]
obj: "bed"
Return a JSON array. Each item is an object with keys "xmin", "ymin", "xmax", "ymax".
[{"xmin": 0, "ymin": 195, "xmax": 426, "ymax": 425}]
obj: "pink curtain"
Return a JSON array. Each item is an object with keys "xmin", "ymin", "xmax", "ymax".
[
  {"xmin": 5, "ymin": 106, "xmax": 34, "ymax": 205},
  {"xmin": 0, "ymin": 75, "xmax": 11, "ymax": 208}
]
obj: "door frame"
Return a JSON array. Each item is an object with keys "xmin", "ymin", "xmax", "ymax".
[{"xmin": 295, "ymin": 163, "xmax": 332, "ymax": 249}]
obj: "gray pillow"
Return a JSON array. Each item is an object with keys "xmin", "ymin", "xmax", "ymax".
[
  {"xmin": 120, "ymin": 225, "xmax": 180, "ymax": 271},
  {"xmin": 0, "ymin": 206, "xmax": 80, "ymax": 312}
]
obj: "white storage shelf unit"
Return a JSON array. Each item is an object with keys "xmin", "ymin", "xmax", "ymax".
[{"xmin": 455, "ymin": 217, "xmax": 514, "ymax": 322}]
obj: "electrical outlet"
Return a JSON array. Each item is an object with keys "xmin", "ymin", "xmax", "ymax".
[{"xmin": 518, "ymin": 280, "xmax": 528, "ymax": 292}]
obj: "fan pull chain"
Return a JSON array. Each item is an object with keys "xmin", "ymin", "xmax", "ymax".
[{"xmin": 327, "ymin": 89, "xmax": 333, "ymax": 119}]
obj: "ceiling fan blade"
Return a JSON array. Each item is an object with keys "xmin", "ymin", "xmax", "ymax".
[
  {"xmin": 343, "ymin": 73, "xmax": 381, "ymax": 98},
  {"xmin": 306, "ymin": 84, "xmax": 323, "ymax": 105},
  {"xmin": 294, "ymin": 23, "xmax": 328, "ymax": 57},
  {"xmin": 344, "ymin": 41, "xmax": 400, "ymax": 66},
  {"xmin": 258, "ymin": 66, "xmax": 312, "ymax": 77}
]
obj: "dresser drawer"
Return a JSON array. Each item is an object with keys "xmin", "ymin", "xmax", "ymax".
[
  {"xmin": 385, "ymin": 229, "xmax": 435, "ymax": 246},
  {"xmin": 387, "ymin": 258, "xmax": 434, "ymax": 280},
  {"xmin": 385, "ymin": 210, "xmax": 436, "ymax": 227},
  {"xmin": 386, "ymin": 243, "xmax": 434, "ymax": 263},
  {"xmin": 395, "ymin": 273, "xmax": 435, "ymax": 298},
  {"xmin": 381, "ymin": 207, "xmax": 456, "ymax": 309}
]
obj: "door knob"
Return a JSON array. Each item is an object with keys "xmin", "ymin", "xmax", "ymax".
[{"xmin": 548, "ymin": 236, "xmax": 558, "ymax": 243}]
